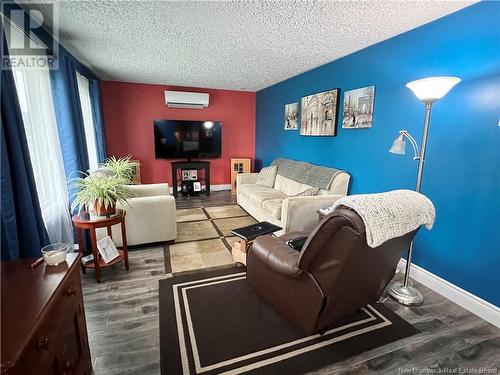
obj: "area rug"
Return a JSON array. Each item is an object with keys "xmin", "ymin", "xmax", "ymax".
[
  {"xmin": 169, "ymin": 205, "xmax": 257, "ymax": 273},
  {"xmin": 159, "ymin": 267, "xmax": 418, "ymax": 375}
]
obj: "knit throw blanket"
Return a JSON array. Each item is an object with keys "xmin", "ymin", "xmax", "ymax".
[
  {"xmin": 271, "ymin": 158, "xmax": 343, "ymax": 190},
  {"xmin": 331, "ymin": 190, "xmax": 435, "ymax": 248}
]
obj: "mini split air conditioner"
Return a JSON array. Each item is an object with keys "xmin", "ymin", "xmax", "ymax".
[{"xmin": 164, "ymin": 90, "xmax": 209, "ymax": 109}]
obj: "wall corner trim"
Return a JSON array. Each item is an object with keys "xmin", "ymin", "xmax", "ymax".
[{"xmin": 397, "ymin": 259, "xmax": 500, "ymax": 328}]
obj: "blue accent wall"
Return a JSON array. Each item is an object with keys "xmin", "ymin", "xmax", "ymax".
[{"xmin": 255, "ymin": 2, "xmax": 500, "ymax": 306}]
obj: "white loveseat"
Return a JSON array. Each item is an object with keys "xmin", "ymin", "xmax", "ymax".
[
  {"xmin": 237, "ymin": 159, "xmax": 350, "ymax": 233},
  {"xmin": 97, "ymin": 183, "xmax": 177, "ymax": 246}
]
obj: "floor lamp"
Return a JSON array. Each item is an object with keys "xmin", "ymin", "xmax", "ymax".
[{"xmin": 386, "ymin": 76, "xmax": 461, "ymax": 306}]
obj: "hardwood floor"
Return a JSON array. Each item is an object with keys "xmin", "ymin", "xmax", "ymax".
[
  {"xmin": 81, "ymin": 190, "xmax": 499, "ymax": 375},
  {"xmin": 312, "ymin": 273, "xmax": 500, "ymax": 374},
  {"xmin": 81, "ymin": 246, "xmax": 166, "ymax": 375}
]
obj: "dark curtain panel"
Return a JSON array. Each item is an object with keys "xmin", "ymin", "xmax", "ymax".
[
  {"xmin": 89, "ymin": 79, "xmax": 107, "ymax": 163},
  {"xmin": 3, "ymin": 1, "xmax": 107, "ymax": 180},
  {"xmin": 1, "ymin": 32, "xmax": 50, "ymax": 260},
  {"xmin": 50, "ymin": 55, "xmax": 90, "ymax": 178}
]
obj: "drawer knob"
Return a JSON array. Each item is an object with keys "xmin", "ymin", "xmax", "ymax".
[
  {"xmin": 37, "ymin": 336, "xmax": 49, "ymax": 350},
  {"xmin": 62, "ymin": 360, "xmax": 73, "ymax": 375},
  {"xmin": 65, "ymin": 286, "xmax": 77, "ymax": 296}
]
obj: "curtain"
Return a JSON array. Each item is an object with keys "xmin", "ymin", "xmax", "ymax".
[
  {"xmin": 50, "ymin": 56, "xmax": 90, "ymax": 177},
  {"xmin": 11, "ymin": 56, "xmax": 74, "ymax": 245},
  {"xmin": 1, "ymin": 31, "xmax": 50, "ymax": 260},
  {"xmin": 3, "ymin": 1, "xmax": 107, "ymax": 181},
  {"xmin": 89, "ymin": 79, "xmax": 107, "ymax": 163},
  {"xmin": 76, "ymin": 72, "xmax": 99, "ymax": 171}
]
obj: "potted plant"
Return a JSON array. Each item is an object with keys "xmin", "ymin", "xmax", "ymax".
[
  {"xmin": 70, "ymin": 174, "xmax": 135, "ymax": 216},
  {"xmin": 101, "ymin": 156, "xmax": 139, "ymax": 184}
]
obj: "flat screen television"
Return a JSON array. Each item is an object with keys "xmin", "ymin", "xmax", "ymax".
[{"xmin": 154, "ymin": 120, "xmax": 222, "ymax": 159}]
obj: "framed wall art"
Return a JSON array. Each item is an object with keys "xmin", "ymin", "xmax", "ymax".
[
  {"xmin": 300, "ymin": 89, "xmax": 339, "ymax": 136},
  {"xmin": 342, "ymin": 86, "xmax": 375, "ymax": 129},
  {"xmin": 284, "ymin": 102, "xmax": 299, "ymax": 130}
]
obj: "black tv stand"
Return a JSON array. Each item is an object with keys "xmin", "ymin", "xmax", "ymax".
[{"xmin": 171, "ymin": 160, "xmax": 210, "ymax": 198}]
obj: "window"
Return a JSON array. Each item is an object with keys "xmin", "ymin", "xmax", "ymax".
[
  {"xmin": 8, "ymin": 23, "xmax": 73, "ymax": 244},
  {"xmin": 76, "ymin": 72, "xmax": 99, "ymax": 171}
]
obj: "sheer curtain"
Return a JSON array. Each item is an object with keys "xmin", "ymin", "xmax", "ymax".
[
  {"xmin": 76, "ymin": 72, "xmax": 99, "ymax": 171},
  {"xmin": 10, "ymin": 29, "xmax": 74, "ymax": 245}
]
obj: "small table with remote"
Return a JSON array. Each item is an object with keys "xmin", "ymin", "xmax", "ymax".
[
  {"xmin": 230, "ymin": 221, "xmax": 282, "ymax": 266},
  {"xmin": 72, "ymin": 209, "xmax": 129, "ymax": 283}
]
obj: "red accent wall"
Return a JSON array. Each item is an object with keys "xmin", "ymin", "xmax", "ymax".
[{"xmin": 100, "ymin": 81, "xmax": 256, "ymax": 185}]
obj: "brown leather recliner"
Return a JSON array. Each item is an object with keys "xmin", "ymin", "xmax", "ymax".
[{"xmin": 246, "ymin": 208, "xmax": 419, "ymax": 335}]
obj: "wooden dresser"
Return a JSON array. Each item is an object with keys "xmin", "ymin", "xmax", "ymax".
[{"xmin": 1, "ymin": 253, "xmax": 91, "ymax": 375}]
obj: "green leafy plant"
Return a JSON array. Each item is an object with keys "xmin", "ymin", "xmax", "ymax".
[
  {"xmin": 101, "ymin": 155, "xmax": 139, "ymax": 184},
  {"xmin": 70, "ymin": 173, "xmax": 135, "ymax": 215}
]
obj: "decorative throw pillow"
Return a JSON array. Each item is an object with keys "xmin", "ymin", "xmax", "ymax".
[
  {"xmin": 293, "ymin": 187, "xmax": 320, "ymax": 197},
  {"xmin": 256, "ymin": 165, "xmax": 278, "ymax": 188}
]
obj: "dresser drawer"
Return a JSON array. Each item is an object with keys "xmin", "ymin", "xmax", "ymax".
[
  {"xmin": 14, "ymin": 311, "xmax": 59, "ymax": 374},
  {"xmin": 55, "ymin": 269, "xmax": 90, "ymax": 375},
  {"xmin": 54, "ymin": 267, "xmax": 82, "ymax": 313},
  {"xmin": 8, "ymin": 265, "xmax": 90, "ymax": 375}
]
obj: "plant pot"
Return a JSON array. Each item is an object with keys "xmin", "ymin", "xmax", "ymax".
[{"xmin": 93, "ymin": 200, "xmax": 116, "ymax": 217}]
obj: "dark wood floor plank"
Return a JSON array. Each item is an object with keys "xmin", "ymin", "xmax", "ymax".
[{"xmin": 82, "ymin": 247, "xmax": 165, "ymax": 374}]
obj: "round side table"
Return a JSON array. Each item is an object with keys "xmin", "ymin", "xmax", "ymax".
[{"xmin": 72, "ymin": 209, "xmax": 129, "ymax": 283}]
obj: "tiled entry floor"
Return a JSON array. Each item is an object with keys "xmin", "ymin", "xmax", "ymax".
[{"xmin": 169, "ymin": 205, "xmax": 257, "ymax": 273}]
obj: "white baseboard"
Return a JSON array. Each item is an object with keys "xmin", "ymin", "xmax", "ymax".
[
  {"xmin": 169, "ymin": 184, "xmax": 231, "ymax": 194},
  {"xmin": 397, "ymin": 259, "xmax": 500, "ymax": 328},
  {"xmin": 210, "ymin": 184, "xmax": 231, "ymax": 191}
]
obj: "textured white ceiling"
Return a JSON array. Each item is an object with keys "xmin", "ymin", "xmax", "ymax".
[{"xmin": 27, "ymin": 1, "xmax": 475, "ymax": 91}]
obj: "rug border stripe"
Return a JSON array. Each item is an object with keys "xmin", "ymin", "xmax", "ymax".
[
  {"xmin": 174, "ymin": 273, "xmax": 392, "ymax": 374},
  {"xmin": 219, "ymin": 316, "xmax": 392, "ymax": 375},
  {"xmin": 160, "ymin": 267, "xmax": 418, "ymax": 375},
  {"xmin": 182, "ymin": 277, "xmax": 377, "ymax": 373},
  {"xmin": 173, "ymin": 272, "xmax": 247, "ymax": 374}
]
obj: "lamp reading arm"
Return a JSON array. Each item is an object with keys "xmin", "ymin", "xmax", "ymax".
[{"xmin": 400, "ymin": 130, "xmax": 420, "ymax": 160}]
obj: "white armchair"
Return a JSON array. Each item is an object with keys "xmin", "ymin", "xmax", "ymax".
[{"xmin": 97, "ymin": 183, "xmax": 177, "ymax": 246}]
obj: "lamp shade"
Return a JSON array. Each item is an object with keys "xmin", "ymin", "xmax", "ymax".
[
  {"xmin": 389, "ymin": 136, "xmax": 406, "ymax": 155},
  {"xmin": 406, "ymin": 76, "xmax": 461, "ymax": 103}
]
